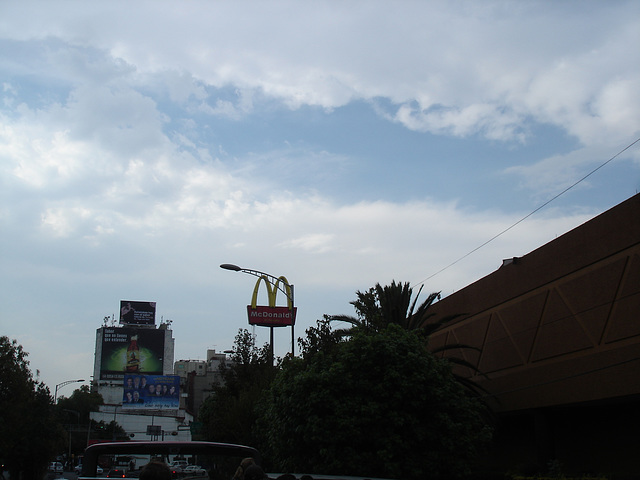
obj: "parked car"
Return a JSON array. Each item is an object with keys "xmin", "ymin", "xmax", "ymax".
[
  {"xmin": 169, "ymin": 459, "xmax": 188, "ymax": 473},
  {"xmin": 183, "ymin": 465, "xmax": 207, "ymax": 475},
  {"xmin": 106, "ymin": 468, "xmax": 126, "ymax": 478},
  {"xmin": 48, "ymin": 462, "xmax": 63, "ymax": 473}
]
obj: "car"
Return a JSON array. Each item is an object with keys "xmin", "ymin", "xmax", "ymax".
[
  {"xmin": 76, "ymin": 464, "xmax": 103, "ymax": 475},
  {"xmin": 78, "ymin": 441, "xmax": 260, "ymax": 479},
  {"xmin": 168, "ymin": 460, "xmax": 188, "ymax": 474},
  {"xmin": 48, "ymin": 462, "xmax": 64, "ymax": 473},
  {"xmin": 183, "ymin": 465, "xmax": 207, "ymax": 475},
  {"xmin": 77, "ymin": 442, "xmax": 393, "ymax": 480},
  {"xmin": 106, "ymin": 468, "xmax": 126, "ymax": 478}
]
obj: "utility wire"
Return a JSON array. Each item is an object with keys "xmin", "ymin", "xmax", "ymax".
[{"xmin": 416, "ymin": 136, "xmax": 640, "ymax": 288}]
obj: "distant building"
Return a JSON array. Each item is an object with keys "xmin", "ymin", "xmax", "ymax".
[
  {"xmin": 89, "ymin": 317, "xmax": 193, "ymax": 442},
  {"xmin": 174, "ymin": 349, "xmax": 229, "ymax": 417},
  {"xmin": 425, "ymin": 193, "xmax": 640, "ymax": 475}
]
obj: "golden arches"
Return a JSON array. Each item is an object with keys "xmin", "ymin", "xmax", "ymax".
[{"xmin": 250, "ymin": 275, "xmax": 293, "ymax": 309}]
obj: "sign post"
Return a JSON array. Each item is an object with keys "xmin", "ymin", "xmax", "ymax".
[{"xmin": 220, "ymin": 264, "xmax": 296, "ymax": 364}]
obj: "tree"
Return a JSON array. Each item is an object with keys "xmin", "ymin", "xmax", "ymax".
[
  {"xmin": 90, "ymin": 419, "xmax": 127, "ymax": 442},
  {"xmin": 297, "ymin": 315, "xmax": 344, "ymax": 359},
  {"xmin": 258, "ymin": 325, "xmax": 493, "ymax": 479},
  {"xmin": 330, "ymin": 280, "xmax": 449, "ymax": 334},
  {"xmin": 57, "ymin": 385, "xmax": 103, "ymax": 422},
  {"xmin": 331, "ymin": 281, "xmax": 488, "ymax": 398},
  {"xmin": 57, "ymin": 386, "xmax": 104, "ymax": 458},
  {"xmin": 198, "ymin": 329, "xmax": 275, "ymax": 447},
  {"xmin": 0, "ymin": 336, "xmax": 66, "ymax": 478}
]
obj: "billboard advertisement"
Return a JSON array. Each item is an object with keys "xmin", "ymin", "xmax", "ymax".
[
  {"xmin": 246, "ymin": 275, "xmax": 296, "ymax": 327},
  {"xmin": 122, "ymin": 374, "xmax": 180, "ymax": 410},
  {"xmin": 100, "ymin": 327, "xmax": 165, "ymax": 380},
  {"xmin": 119, "ymin": 300, "xmax": 156, "ymax": 325}
]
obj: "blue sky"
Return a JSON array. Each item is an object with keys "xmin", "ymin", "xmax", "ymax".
[{"xmin": 1, "ymin": 1, "xmax": 639, "ymax": 395}]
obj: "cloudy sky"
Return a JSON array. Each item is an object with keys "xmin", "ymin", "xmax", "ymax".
[{"xmin": 1, "ymin": 1, "xmax": 639, "ymax": 396}]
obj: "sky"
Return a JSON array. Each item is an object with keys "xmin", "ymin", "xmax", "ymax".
[{"xmin": 1, "ymin": 1, "xmax": 639, "ymax": 397}]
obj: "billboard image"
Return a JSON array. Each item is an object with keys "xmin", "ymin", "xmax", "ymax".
[
  {"xmin": 100, "ymin": 327, "xmax": 165, "ymax": 380},
  {"xmin": 120, "ymin": 300, "xmax": 156, "ymax": 325},
  {"xmin": 122, "ymin": 374, "xmax": 180, "ymax": 410}
]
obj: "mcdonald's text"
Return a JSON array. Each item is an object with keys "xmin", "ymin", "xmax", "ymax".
[{"xmin": 247, "ymin": 305, "xmax": 297, "ymax": 327}]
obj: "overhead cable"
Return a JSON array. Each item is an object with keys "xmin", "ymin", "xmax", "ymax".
[{"xmin": 416, "ymin": 136, "xmax": 640, "ymax": 288}]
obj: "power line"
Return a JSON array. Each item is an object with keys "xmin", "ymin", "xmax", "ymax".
[{"xmin": 416, "ymin": 136, "xmax": 640, "ymax": 288}]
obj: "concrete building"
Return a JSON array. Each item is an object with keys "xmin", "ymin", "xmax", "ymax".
[
  {"xmin": 174, "ymin": 349, "xmax": 228, "ymax": 417},
  {"xmin": 425, "ymin": 193, "xmax": 640, "ymax": 475},
  {"xmin": 90, "ymin": 320, "xmax": 193, "ymax": 442}
]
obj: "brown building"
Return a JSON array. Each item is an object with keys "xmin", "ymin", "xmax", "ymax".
[{"xmin": 426, "ymin": 193, "xmax": 640, "ymax": 476}]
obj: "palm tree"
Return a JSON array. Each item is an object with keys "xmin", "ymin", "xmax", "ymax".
[
  {"xmin": 330, "ymin": 281, "xmax": 488, "ymax": 397},
  {"xmin": 330, "ymin": 280, "xmax": 449, "ymax": 335}
]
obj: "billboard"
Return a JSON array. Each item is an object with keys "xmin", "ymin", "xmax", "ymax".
[
  {"xmin": 120, "ymin": 301, "xmax": 156, "ymax": 325},
  {"xmin": 122, "ymin": 374, "xmax": 180, "ymax": 410},
  {"xmin": 100, "ymin": 327, "xmax": 165, "ymax": 380},
  {"xmin": 247, "ymin": 275, "xmax": 296, "ymax": 327}
]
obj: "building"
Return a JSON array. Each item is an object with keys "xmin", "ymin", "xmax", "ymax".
[
  {"xmin": 174, "ymin": 349, "xmax": 228, "ymax": 417},
  {"xmin": 89, "ymin": 303, "xmax": 193, "ymax": 442},
  {"xmin": 425, "ymin": 193, "xmax": 640, "ymax": 475}
]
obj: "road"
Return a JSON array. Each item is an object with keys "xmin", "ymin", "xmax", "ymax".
[{"xmin": 44, "ymin": 472, "xmax": 78, "ymax": 480}]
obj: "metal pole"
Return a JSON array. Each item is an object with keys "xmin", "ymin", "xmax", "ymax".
[
  {"xmin": 220, "ymin": 264, "xmax": 296, "ymax": 359},
  {"xmin": 270, "ymin": 326, "xmax": 274, "ymax": 366},
  {"xmin": 112, "ymin": 405, "xmax": 119, "ymax": 441},
  {"xmin": 54, "ymin": 379, "xmax": 85, "ymax": 402},
  {"xmin": 291, "ymin": 284, "xmax": 295, "ymax": 357},
  {"xmin": 63, "ymin": 409, "xmax": 80, "ymax": 471}
]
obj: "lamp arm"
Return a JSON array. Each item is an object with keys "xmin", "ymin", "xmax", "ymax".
[{"xmin": 238, "ymin": 269, "xmax": 294, "ymax": 302}]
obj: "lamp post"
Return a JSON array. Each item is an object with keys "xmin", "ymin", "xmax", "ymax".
[
  {"xmin": 112, "ymin": 405, "xmax": 120, "ymax": 441},
  {"xmin": 54, "ymin": 379, "xmax": 85, "ymax": 403},
  {"xmin": 63, "ymin": 409, "xmax": 80, "ymax": 470},
  {"xmin": 220, "ymin": 263, "xmax": 296, "ymax": 364}
]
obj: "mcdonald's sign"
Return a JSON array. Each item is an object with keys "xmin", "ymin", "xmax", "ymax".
[{"xmin": 247, "ymin": 275, "xmax": 297, "ymax": 327}]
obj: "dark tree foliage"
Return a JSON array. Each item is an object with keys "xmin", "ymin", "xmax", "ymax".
[
  {"xmin": 330, "ymin": 280, "xmax": 447, "ymax": 335},
  {"xmin": 0, "ymin": 336, "xmax": 66, "ymax": 478},
  {"xmin": 56, "ymin": 384, "xmax": 104, "ymax": 423},
  {"xmin": 57, "ymin": 387, "xmax": 105, "ymax": 454},
  {"xmin": 89, "ymin": 419, "xmax": 127, "ymax": 442},
  {"xmin": 258, "ymin": 325, "xmax": 493, "ymax": 480},
  {"xmin": 198, "ymin": 329, "xmax": 276, "ymax": 447},
  {"xmin": 331, "ymin": 281, "xmax": 488, "ymax": 401},
  {"xmin": 297, "ymin": 315, "xmax": 344, "ymax": 359}
]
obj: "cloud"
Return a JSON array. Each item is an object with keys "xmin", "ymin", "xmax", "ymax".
[
  {"xmin": 1, "ymin": 78, "xmax": 592, "ymax": 291},
  {"xmin": 2, "ymin": 2, "xmax": 638, "ymax": 147},
  {"xmin": 1, "ymin": 0, "xmax": 638, "ymax": 393},
  {"xmin": 392, "ymin": 103, "xmax": 527, "ymax": 142},
  {"xmin": 503, "ymin": 139, "xmax": 640, "ymax": 203}
]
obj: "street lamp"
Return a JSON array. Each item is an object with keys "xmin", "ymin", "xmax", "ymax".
[
  {"xmin": 54, "ymin": 379, "xmax": 85, "ymax": 402},
  {"xmin": 220, "ymin": 263, "xmax": 296, "ymax": 363},
  {"xmin": 63, "ymin": 409, "xmax": 80, "ymax": 469}
]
